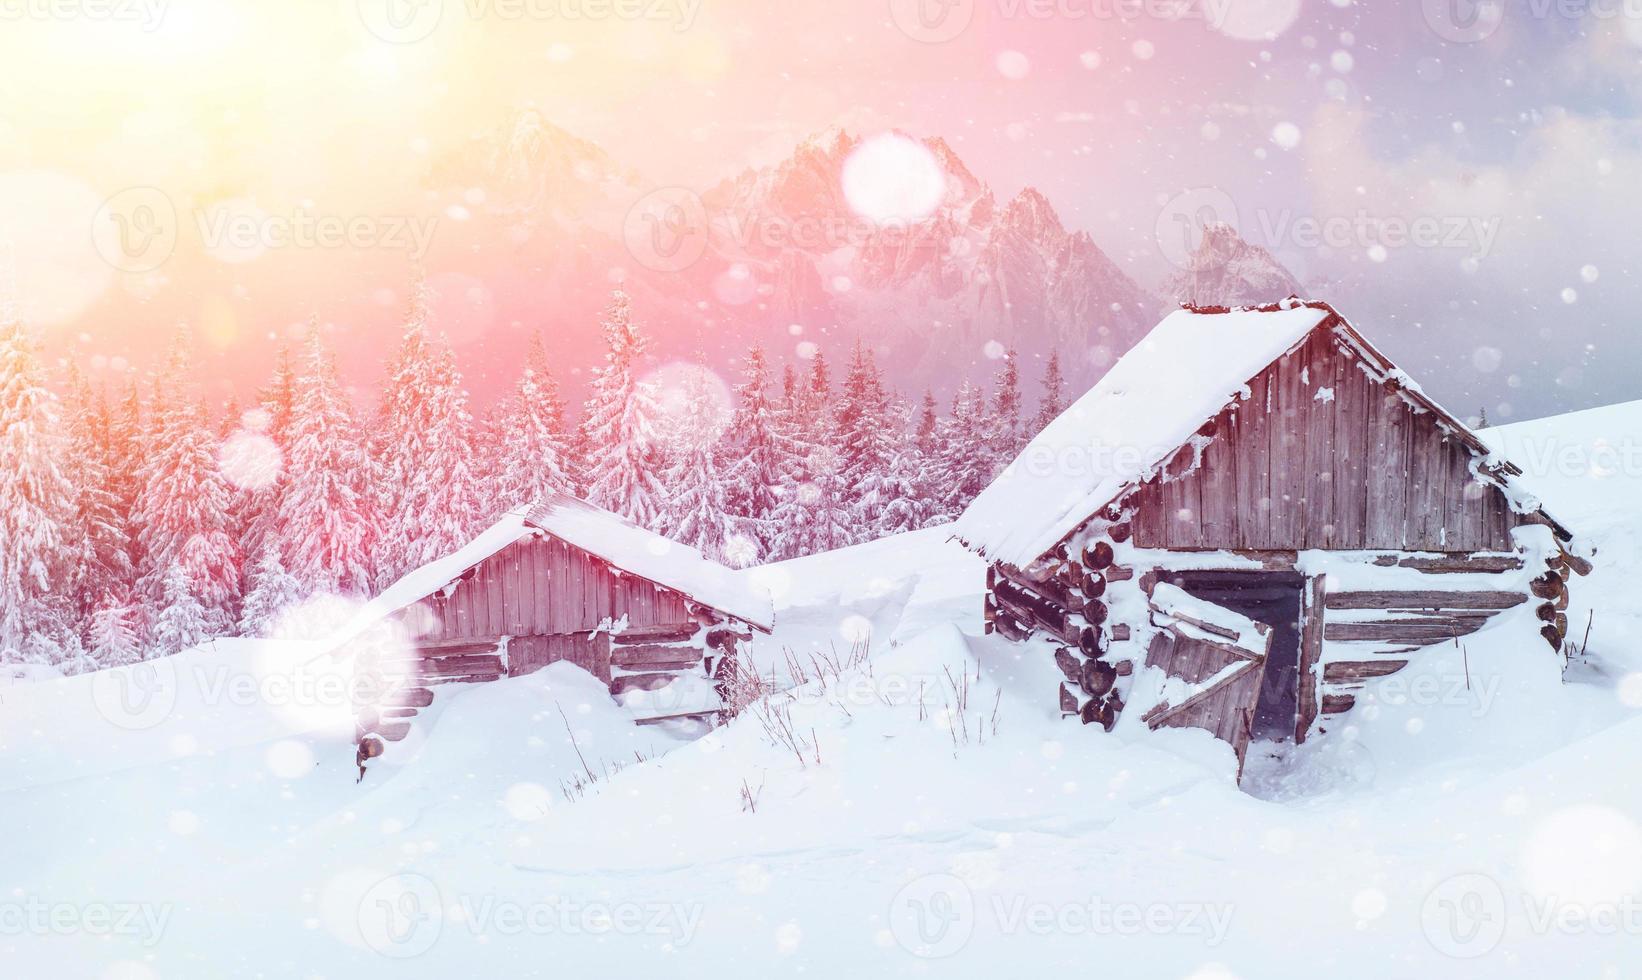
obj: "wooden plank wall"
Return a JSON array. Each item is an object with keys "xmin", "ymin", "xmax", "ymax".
[
  {"xmin": 508, "ymin": 633, "xmax": 612, "ymax": 680},
  {"xmin": 395, "ymin": 535, "xmax": 697, "ymax": 645},
  {"xmin": 1133, "ymin": 330, "xmax": 1517, "ymax": 553}
]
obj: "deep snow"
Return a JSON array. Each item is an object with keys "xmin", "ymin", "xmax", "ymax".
[{"xmin": 5, "ymin": 411, "xmax": 1642, "ymax": 978}]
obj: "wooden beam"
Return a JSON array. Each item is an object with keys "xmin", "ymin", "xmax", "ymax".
[
  {"xmin": 996, "ymin": 563, "xmax": 1076, "ymax": 608},
  {"xmin": 1324, "ymin": 590, "xmax": 1526, "ymax": 611},
  {"xmin": 1324, "ymin": 620, "xmax": 1484, "ymax": 642},
  {"xmin": 1320, "ymin": 694, "xmax": 1356, "ymax": 715},
  {"xmin": 1295, "ymin": 575, "xmax": 1325, "ymax": 744},
  {"xmin": 1322, "ymin": 659, "xmax": 1410, "ymax": 684},
  {"xmin": 611, "ymin": 624, "xmax": 700, "ymax": 645},
  {"xmin": 1373, "ymin": 554, "xmax": 1524, "ymax": 573},
  {"xmin": 611, "ymin": 644, "xmax": 703, "ymax": 670}
]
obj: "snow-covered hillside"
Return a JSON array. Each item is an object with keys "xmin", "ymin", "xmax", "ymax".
[{"xmin": 5, "ymin": 408, "xmax": 1642, "ymax": 978}]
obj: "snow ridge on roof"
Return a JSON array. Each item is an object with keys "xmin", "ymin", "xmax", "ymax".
[
  {"xmin": 955, "ymin": 302, "xmax": 1331, "ymax": 567},
  {"xmin": 524, "ymin": 495, "xmax": 774, "ymax": 629}
]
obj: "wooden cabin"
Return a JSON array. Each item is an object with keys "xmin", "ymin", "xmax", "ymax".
[
  {"xmin": 955, "ymin": 301, "xmax": 1588, "ymax": 776},
  {"xmin": 338, "ymin": 495, "xmax": 773, "ymax": 776}
]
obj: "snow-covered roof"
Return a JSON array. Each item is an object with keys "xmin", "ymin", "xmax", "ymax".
[
  {"xmin": 329, "ymin": 497, "xmax": 772, "ymax": 652},
  {"xmin": 955, "ymin": 303, "xmax": 1332, "ymax": 567},
  {"xmin": 955, "ymin": 300, "xmax": 1572, "ymax": 568},
  {"xmin": 524, "ymin": 495, "xmax": 774, "ymax": 629}
]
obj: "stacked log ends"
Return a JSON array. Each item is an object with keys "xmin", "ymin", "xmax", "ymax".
[
  {"xmin": 1084, "ymin": 541, "xmax": 1116, "ymax": 570},
  {"xmin": 1541, "ymin": 624, "xmax": 1563, "ymax": 651},
  {"xmin": 1080, "ymin": 659, "xmax": 1116, "ymax": 698},
  {"xmin": 1530, "ymin": 573, "xmax": 1565, "ymax": 600}
]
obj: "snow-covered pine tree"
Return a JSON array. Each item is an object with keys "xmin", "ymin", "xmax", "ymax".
[
  {"xmin": 134, "ymin": 333, "xmax": 241, "ymax": 637},
  {"xmin": 780, "ymin": 363, "xmax": 799, "ymax": 410},
  {"xmin": 917, "ymin": 389, "xmax": 939, "ymax": 457},
  {"xmin": 581, "ymin": 290, "xmax": 664, "ymax": 529},
  {"xmin": 491, "ymin": 332, "xmax": 577, "ymax": 512},
  {"xmin": 238, "ymin": 546, "xmax": 303, "ymax": 637},
  {"xmin": 63, "ymin": 370, "xmax": 134, "ymax": 633},
  {"xmin": 769, "ymin": 352, "xmax": 850, "ymax": 558},
  {"xmin": 876, "ymin": 396, "xmax": 935, "ymax": 537},
  {"xmin": 661, "ymin": 369, "xmax": 734, "ymax": 562},
  {"xmin": 237, "ymin": 345, "xmax": 296, "ymax": 575},
  {"xmin": 835, "ymin": 340, "xmax": 895, "ymax": 541},
  {"xmin": 85, "ymin": 594, "xmax": 141, "ymax": 667},
  {"xmin": 720, "ymin": 344, "xmax": 782, "ymax": 559},
  {"xmin": 278, "ymin": 328, "xmax": 376, "ymax": 598},
  {"xmin": 372, "ymin": 282, "xmax": 484, "ymax": 583},
  {"xmin": 150, "ymin": 562, "xmax": 208, "ymax": 656},
  {"xmin": 0, "ymin": 313, "xmax": 76, "ymax": 662},
  {"xmin": 990, "ymin": 347, "xmax": 1022, "ymax": 457},
  {"xmin": 108, "ymin": 380, "xmax": 145, "ymax": 564},
  {"xmin": 934, "ymin": 381, "xmax": 997, "ymax": 519},
  {"xmin": 1030, "ymin": 348, "xmax": 1065, "ymax": 437}
]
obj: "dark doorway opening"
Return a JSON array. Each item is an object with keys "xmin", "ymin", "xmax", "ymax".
[{"xmin": 1161, "ymin": 570, "xmax": 1306, "ymax": 742}]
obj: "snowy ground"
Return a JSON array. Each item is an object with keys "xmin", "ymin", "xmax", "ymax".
[{"xmin": 7, "ymin": 411, "xmax": 1642, "ymax": 978}]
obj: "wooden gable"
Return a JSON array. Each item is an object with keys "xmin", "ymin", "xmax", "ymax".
[
  {"xmin": 401, "ymin": 534, "xmax": 697, "ymax": 645},
  {"xmin": 1130, "ymin": 324, "xmax": 1519, "ymax": 553}
]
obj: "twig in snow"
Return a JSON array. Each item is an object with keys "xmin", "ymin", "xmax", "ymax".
[{"xmin": 557, "ymin": 701, "xmax": 596, "ymax": 783}]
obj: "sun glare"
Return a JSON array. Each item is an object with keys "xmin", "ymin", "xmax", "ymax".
[{"xmin": 841, "ymin": 133, "xmax": 947, "ymax": 226}]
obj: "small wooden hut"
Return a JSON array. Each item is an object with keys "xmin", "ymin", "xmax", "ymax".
[
  {"xmin": 338, "ymin": 495, "xmax": 773, "ymax": 775},
  {"xmin": 955, "ymin": 300, "xmax": 1587, "ymax": 775}
]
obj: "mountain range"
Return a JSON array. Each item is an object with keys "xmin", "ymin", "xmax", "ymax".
[{"xmin": 427, "ymin": 112, "xmax": 1306, "ymax": 395}]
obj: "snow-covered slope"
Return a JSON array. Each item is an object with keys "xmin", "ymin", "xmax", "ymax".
[{"xmin": 8, "ymin": 404, "xmax": 1642, "ymax": 978}]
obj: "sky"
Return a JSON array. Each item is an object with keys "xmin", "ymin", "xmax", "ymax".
[{"xmin": 0, "ymin": 0, "xmax": 1637, "ymax": 422}]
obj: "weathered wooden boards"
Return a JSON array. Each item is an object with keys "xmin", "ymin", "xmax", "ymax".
[
  {"xmin": 1141, "ymin": 624, "xmax": 1271, "ymax": 772},
  {"xmin": 407, "ymin": 534, "xmax": 695, "ymax": 645},
  {"xmin": 1129, "ymin": 328, "xmax": 1518, "ymax": 554}
]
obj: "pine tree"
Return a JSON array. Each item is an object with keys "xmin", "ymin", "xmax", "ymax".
[
  {"xmin": 491, "ymin": 333, "xmax": 577, "ymax": 511},
  {"xmin": 150, "ymin": 562, "xmax": 208, "ymax": 656},
  {"xmin": 86, "ymin": 595, "xmax": 141, "ymax": 667},
  {"xmin": 108, "ymin": 380, "xmax": 145, "ymax": 569},
  {"xmin": 238, "ymin": 546, "xmax": 303, "ymax": 637},
  {"xmin": 581, "ymin": 290, "xmax": 664, "ymax": 528},
  {"xmin": 279, "ymin": 328, "xmax": 376, "ymax": 597},
  {"xmin": 0, "ymin": 313, "xmax": 76, "ymax": 660},
  {"xmin": 63, "ymin": 370, "xmax": 134, "ymax": 632},
  {"xmin": 835, "ymin": 340, "xmax": 894, "ymax": 540},
  {"xmin": 769, "ymin": 352, "xmax": 849, "ymax": 558},
  {"xmin": 990, "ymin": 347, "xmax": 1022, "ymax": 457},
  {"xmin": 934, "ymin": 381, "xmax": 996, "ymax": 519},
  {"xmin": 662, "ymin": 370, "xmax": 734, "ymax": 562},
  {"xmin": 1030, "ymin": 349, "xmax": 1065, "ymax": 437},
  {"xmin": 877, "ymin": 397, "xmax": 935, "ymax": 536},
  {"xmin": 238, "ymin": 345, "xmax": 296, "ymax": 573},
  {"xmin": 917, "ymin": 389, "xmax": 939, "ymax": 457},
  {"xmin": 372, "ymin": 283, "xmax": 483, "ymax": 583},
  {"xmin": 134, "ymin": 332, "xmax": 241, "ymax": 636},
  {"xmin": 720, "ymin": 344, "xmax": 782, "ymax": 559}
]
